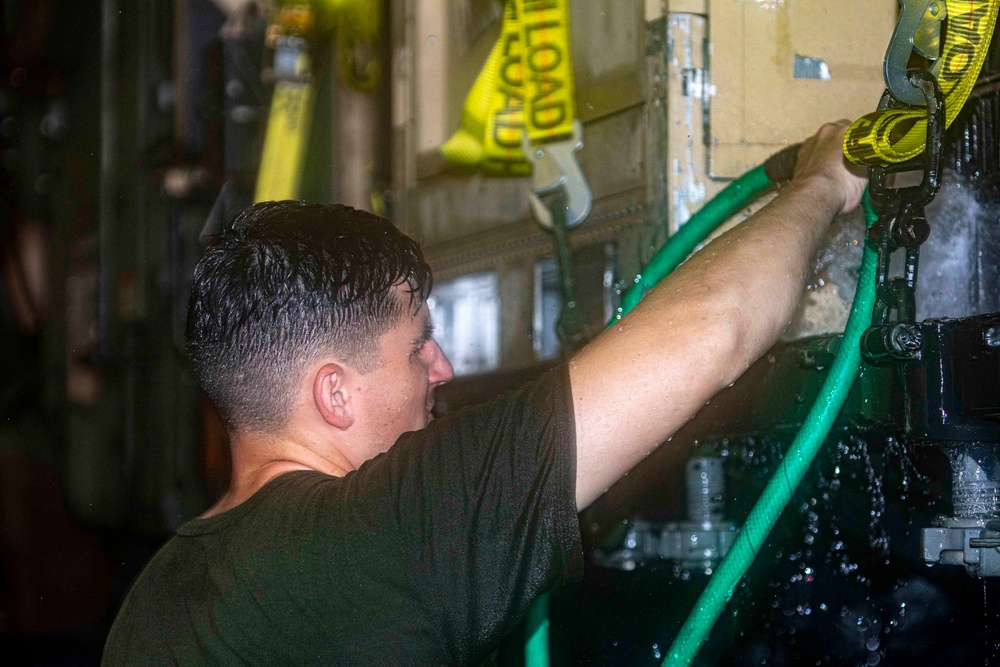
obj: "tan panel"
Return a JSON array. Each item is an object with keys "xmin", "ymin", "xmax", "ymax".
[
  {"xmin": 570, "ymin": 0, "xmax": 645, "ymax": 121},
  {"xmin": 416, "ymin": 1, "xmax": 450, "ymax": 153},
  {"xmin": 666, "ymin": 0, "xmax": 706, "ymax": 15},
  {"xmin": 666, "ymin": 13, "xmax": 726, "ymax": 234},
  {"xmin": 709, "ymin": 0, "xmax": 896, "ymax": 177}
]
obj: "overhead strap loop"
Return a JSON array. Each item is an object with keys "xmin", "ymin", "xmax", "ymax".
[{"xmin": 844, "ymin": 0, "xmax": 999, "ymax": 166}]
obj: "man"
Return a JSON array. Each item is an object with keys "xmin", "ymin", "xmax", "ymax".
[{"xmin": 103, "ymin": 121, "xmax": 865, "ymax": 665}]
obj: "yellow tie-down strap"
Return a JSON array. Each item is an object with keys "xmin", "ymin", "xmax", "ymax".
[
  {"xmin": 844, "ymin": 0, "xmax": 999, "ymax": 166},
  {"xmin": 326, "ymin": 0, "xmax": 382, "ymax": 91},
  {"xmin": 255, "ymin": 79, "xmax": 315, "ymax": 203},
  {"xmin": 256, "ymin": 1, "xmax": 383, "ymax": 203},
  {"xmin": 441, "ymin": 0, "xmax": 576, "ymax": 175}
]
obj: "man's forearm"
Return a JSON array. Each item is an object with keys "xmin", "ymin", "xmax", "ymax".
[
  {"xmin": 570, "ymin": 171, "xmax": 847, "ymax": 509},
  {"xmin": 663, "ymin": 174, "xmax": 844, "ymax": 378}
]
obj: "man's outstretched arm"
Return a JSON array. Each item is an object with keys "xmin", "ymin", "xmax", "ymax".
[{"xmin": 570, "ymin": 121, "xmax": 867, "ymax": 509}]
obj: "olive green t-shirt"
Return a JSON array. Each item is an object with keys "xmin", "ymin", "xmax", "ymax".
[{"xmin": 102, "ymin": 366, "xmax": 582, "ymax": 666}]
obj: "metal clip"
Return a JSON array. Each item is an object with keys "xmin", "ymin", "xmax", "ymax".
[
  {"xmin": 863, "ymin": 69, "xmax": 943, "ymax": 346},
  {"xmin": 522, "ymin": 119, "xmax": 592, "ymax": 229},
  {"xmin": 884, "ymin": 0, "xmax": 947, "ymax": 106}
]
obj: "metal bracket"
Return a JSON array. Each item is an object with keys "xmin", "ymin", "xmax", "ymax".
[
  {"xmin": 681, "ymin": 67, "xmax": 715, "ymax": 99},
  {"xmin": 591, "ymin": 518, "xmax": 737, "ymax": 572},
  {"xmin": 923, "ymin": 518, "xmax": 1000, "ymax": 578},
  {"xmin": 884, "ymin": 0, "xmax": 947, "ymax": 105},
  {"xmin": 592, "ymin": 454, "xmax": 738, "ymax": 573},
  {"xmin": 522, "ymin": 119, "xmax": 593, "ymax": 229}
]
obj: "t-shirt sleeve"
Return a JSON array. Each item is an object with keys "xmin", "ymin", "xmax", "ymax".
[{"xmin": 343, "ymin": 363, "xmax": 583, "ymax": 662}]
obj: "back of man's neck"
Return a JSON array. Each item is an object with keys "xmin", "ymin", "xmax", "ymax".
[{"xmin": 199, "ymin": 432, "xmax": 353, "ymax": 519}]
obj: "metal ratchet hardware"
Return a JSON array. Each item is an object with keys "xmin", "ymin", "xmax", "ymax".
[
  {"xmin": 884, "ymin": 0, "xmax": 948, "ymax": 106},
  {"xmin": 521, "ymin": 119, "xmax": 594, "ymax": 352},
  {"xmin": 521, "ymin": 119, "xmax": 593, "ymax": 230},
  {"xmin": 861, "ymin": 69, "xmax": 944, "ymax": 363}
]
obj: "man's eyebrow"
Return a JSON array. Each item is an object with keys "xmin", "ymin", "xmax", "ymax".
[{"xmin": 412, "ymin": 320, "xmax": 435, "ymax": 348}]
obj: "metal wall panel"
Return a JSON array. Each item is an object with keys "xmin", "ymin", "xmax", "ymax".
[
  {"xmin": 570, "ymin": 1, "xmax": 645, "ymax": 122},
  {"xmin": 708, "ymin": 0, "xmax": 896, "ymax": 177}
]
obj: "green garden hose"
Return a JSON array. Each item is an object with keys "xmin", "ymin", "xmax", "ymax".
[
  {"xmin": 612, "ymin": 165, "xmax": 773, "ymax": 323},
  {"xmin": 525, "ymin": 592, "xmax": 551, "ymax": 665},
  {"xmin": 527, "ymin": 166, "xmax": 877, "ymax": 667},
  {"xmin": 528, "ymin": 165, "xmax": 777, "ymax": 667},
  {"xmin": 662, "ymin": 192, "xmax": 879, "ymax": 666}
]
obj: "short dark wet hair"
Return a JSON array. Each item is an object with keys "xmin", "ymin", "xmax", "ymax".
[{"xmin": 185, "ymin": 201, "xmax": 432, "ymax": 433}]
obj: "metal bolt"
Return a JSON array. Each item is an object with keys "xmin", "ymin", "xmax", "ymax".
[
  {"xmin": 889, "ymin": 323, "xmax": 922, "ymax": 354},
  {"xmin": 984, "ymin": 325, "xmax": 1000, "ymax": 348}
]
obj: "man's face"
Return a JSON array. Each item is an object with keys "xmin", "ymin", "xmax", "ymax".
[{"xmin": 349, "ymin": 298, "xmax": 453, "ymax": 463}]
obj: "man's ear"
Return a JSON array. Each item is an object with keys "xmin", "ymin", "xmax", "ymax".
[{"xmin": 313, "ymin": 363, "xmax": 354, "ymax": 430}]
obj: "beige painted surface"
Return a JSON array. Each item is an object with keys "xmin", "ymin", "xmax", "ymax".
[
  {"xmin": 666, "ymin": 13, "xmax": 725, "ymax": 235},
  {"xmin": 709, "ymin": 0, "xmax": 896, "ymax": 177},
  {"xmin": 333, "ymin": 80, "xmax": 378, "ymax": 212},
  {"xmin": 666, "ymin": 0, "xmax": 707, "ymax": 15},
  {"xmin": 416, "ymin": 1, "xmax": 450, "ymax": 154},
  {"xmin": 569, "ymin": 1, "xmax": 645, "ymax": 122}
]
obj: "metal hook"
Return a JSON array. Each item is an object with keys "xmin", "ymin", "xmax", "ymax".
[
  {"xmin": 884, "ymin": 0, "xmax": 947, "ymax": 106},
  {"xmin": 522, "ymin": 119, "xmax": 593, "ymax": 229}
]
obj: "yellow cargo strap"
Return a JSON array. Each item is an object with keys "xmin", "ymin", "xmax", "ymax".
[
  {"xmin": 255, "ymin": 1, "xmax": 382, "ymax": 203},
  {"xmin": 484, "ymin": 0, "xmax": 533, "ymax": 176},
  {"xmin": 256, "ymin": 6, "xmax": 316, "ymax": 203},
  {"xmin": 328, "ymin": 0, "xmax": 382, "ymax": 92},
  {"xmin": 514, "ymin": 0, "xmax": 576, "ymax": 146},
  {"xmin": 442, "ymin": 0, "xmax": 591, "ymax": 227},
  {"xmin": 255, "ymin": 79, "xmax": 315, "ymax": 202},
  {"xmin": 844, "ymin": 0, "xmax": 999, "ymax": 166},
  {"xmin": 440, "ymin": 10, "xmax": 507, "ymax": 171},
  {"xmin": 444, "ymin": 0, "xmax": 580, "ymax": 176}
]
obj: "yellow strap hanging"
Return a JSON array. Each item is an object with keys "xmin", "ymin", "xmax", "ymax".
[
  {"xmin": 513, "ymin": 0, "xmax": 576, "ymax": 145},
  {"xmin": 255, "ymin": 6, "xmax": 316, "ymax": 203},
  {"xmin": 441, "ymin": 0, "xmax": 577, "ymax": 176},
  {"xmin": 256, "ymin": 1, "xmax": 384, "ymax": 202},
  {"xmin": 256, "ymin": 81, "xmax": 316, "ymax": 202},
  {"xmin": 482, "ymin": 1, "xmax": 531, "ymax": 175},
  {"xmin": 440, "ymin": 9, "xmax": 509, "ymax": 170},
  {"xmin": 844, "ymin": 0, "xmax": 999, "ymax": 166}
]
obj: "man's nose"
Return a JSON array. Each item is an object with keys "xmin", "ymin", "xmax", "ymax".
[{"xmin": 426, "ymin": 339, "xmax": 454, "ymax": 385}]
